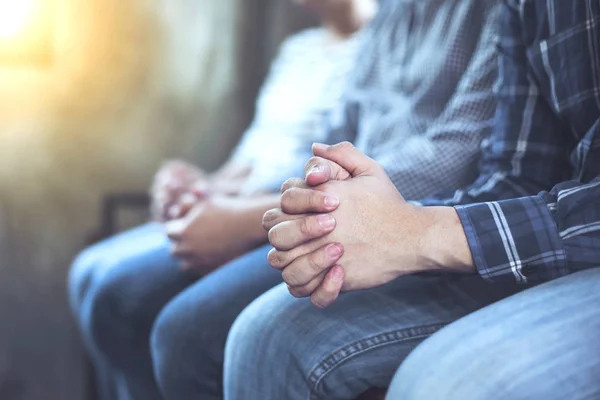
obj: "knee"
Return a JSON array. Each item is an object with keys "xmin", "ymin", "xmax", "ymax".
[
  {"xmin": 151, "ymin": 290, "xmax": 231, "ymax": 395},
  {"xmin": 387, "ymin": 325, "xmax": 466, "ymax": 399},
  {"xmin": 68, "ymin": 246, "xmax": 103, "ymax": 316},
  {"xmin": 227, "ymin": 287, "xmax": 303, "ymax": 366},
  {"xmin": 389, "ymin": 270, "xmax": 600, "ymax": 400},
  {"xmin": 224, "ymin": 285, "xmax": 312, "ymax": 397},
  {"xmin": 82, "ymin": 273, "xmax": 140, "ymax": 358},
  {"xmin": 150, "ymin": 298, "xmax": 195, "ymax": 392}
]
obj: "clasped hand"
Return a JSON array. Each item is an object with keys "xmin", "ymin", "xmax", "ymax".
[{"xmin": 263, "ymin": 142, "xmax": 427, "ymax": 308}]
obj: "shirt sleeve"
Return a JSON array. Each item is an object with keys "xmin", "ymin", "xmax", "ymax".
[
  {"xmin": 379, "ymin": 3, "xmax": 500, "ymax": 200},
  {"xmin": 256, "ymin": 96, "xmax": 360, "ymax": 193},
  {"xmin": 234, "ymin": 30, "xmax": 362, "ymax": 194},
  {"xmin": 456, "ymin": 174, "xmax": 600, "ymax": 284},
  {"xmin": 422, "ymin": 1, "xmax": 600, "ymax": 284},
  {"xmin": 229, "ymin": 36, "xmax": 297, "ymax": 165}
]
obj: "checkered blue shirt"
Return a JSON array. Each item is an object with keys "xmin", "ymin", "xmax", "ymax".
[
  {"xmin": 276, "ymin": 0, "xmax": 501, "ymax": 201},
  {"xmin": 422, "ymin": 0, "xmax": 600, "ymax": 284}
]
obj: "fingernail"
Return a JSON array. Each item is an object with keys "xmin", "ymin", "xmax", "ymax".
[
  {"xmin": 309, "ymin": 165, "xmax": 322, "ymax": 174},
  {"xmin": 331, "ymin": 266, "xmax": 344, "ymax": 282},
  {"xmin": 326, "ymin": 244, "xmax": 342, "ymax": 258},
  {"xmin": 313, "ymin": 143, "xmax": 329, "ymax": 152},
  {"xmin": 262, "ymin": 211, "xmax": 275, "ymax": 223},
  {"xmin": 324, "ymin": 196, "xmax": 339, "ymax": 208},
  {"xmin": 267, "ymin": 248, "xmax": 277, "ymax": 264},
  {"xmin": 317, "ymin": 214, "xmax": 335, "ymax": 229}
]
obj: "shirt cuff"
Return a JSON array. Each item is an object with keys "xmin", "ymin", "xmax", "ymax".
[{"xmin": 455, "ymin": 196, "xmax": 568, "ymax": 284}]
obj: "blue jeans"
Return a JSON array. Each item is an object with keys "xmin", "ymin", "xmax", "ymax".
[
  {"xmin": 150, "ymin": 244, "xmax": 281, "ymax": 399},
  {"xmin": 224, "ymin": 268, "xmax": 600, "ymax": 399},
  {"xmin": 69, "ymin": 223, "xmax": 281, "ymax": 400},
  {"xmin": 68, "ymin": 223, "xmax": 193, "ymax": 400},
  {"xmin": 387, "ymin": 267, "xmax": 600, "ymax": 400}
]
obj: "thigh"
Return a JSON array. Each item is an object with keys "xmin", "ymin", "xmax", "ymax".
[
  {"xmin": 152, "ymin": 243, "xmax": 281, "ymax": 351},
  {"xmin": 389, "ymin": 267, "xmax": 600, "ymax": 400},
  {"xmin": 225, "ymin": 274, "xmax": 525, "ymax": 400},
  {"xmin": 69, "ymin": 223, "xmax": 172, "ymax": 312},
  {"xmin": 151, "ymin": 245, "xmax": 281, "ymax": 398},
  {"xmin": 79, "ymin": 222, "xmax": 196, "ymax": 354}
]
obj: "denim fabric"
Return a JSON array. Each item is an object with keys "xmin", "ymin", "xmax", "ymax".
[
  {"xmin": 224, "ymin": 275, "xmax": 525, "ymax": 400},
  {"xmin": 387, "ymin": 267, "xmax": 600, "ymax": 400},
  {"xmin": 68, "ymin": 223, "xmax": 195, "ymax": 400},
  {"xmin": 150, "ymin": 244, "xmax": 280, "ymax": 400},
  {"xmin": 70, "ymin": 227, "xmax": 280, "ymax": 400}
]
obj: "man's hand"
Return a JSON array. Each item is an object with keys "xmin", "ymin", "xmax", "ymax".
[
  {"xmin": 151, "ymin": 160, "xmax": 210, "ymax": 221},
  {"xmin": 165, "ymin": 195, "xmax": 258, "ymax": 271},
  {"xmin": 264, "ymin": 142, "xmax": 474, "ymax": 308}
]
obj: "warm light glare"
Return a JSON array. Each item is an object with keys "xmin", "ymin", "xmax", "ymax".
[{"xmin": 0, "ymin": 0, "xmax": 36, "ymax": 38}]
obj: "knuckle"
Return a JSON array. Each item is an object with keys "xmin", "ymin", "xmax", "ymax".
[
  {"xmin": 282, "ymin": 268, "xmax": 302, "ymax": 287},
  {"xmin": 267, "ymin": 249, "xmax": 286, "ymax": 268},
  {"xmin": 307, "ymin": 252, "xmax": 324, "ymax": 274},
  {"xmin": 281, "ymin": 179, "xmax": 294, "ymax": 194},
  {"xmin": 289, "ymin": 178, "xmax": 307, "ymax": 190},
  {"xmin": 335, "ymin": 141, "xmax": 355, "ymax": 152},
  {"xmin": 310, "ymin": 191, "xmax": 323, "ymax": 209},
  {"xmin": 299, "ymin": 217, "xmax": 313, "ymax": 237},
  {"xmin": 304, "ymin": 156, "xmax": 320, "ymax": 171},
  {"xmin": 267, "ymin": 228, "xmax": 280, "ymax": 247},
  {"xmin": 280, "ymin": 188, "xmax": 294, "ymax": 210},
  {"xmin": 262, "ymin": 209, "xmax": 278, "ymax": 230},
  {"xmin": 288, "ymin": 286, "xmax": 307, "ymax": 299}
]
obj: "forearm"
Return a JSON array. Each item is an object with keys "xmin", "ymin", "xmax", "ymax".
[{"xmin": 208, "ymin": 161, "xmax": 253, "ymax": 196}]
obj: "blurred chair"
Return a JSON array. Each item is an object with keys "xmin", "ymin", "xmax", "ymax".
[{"xmin": 87, "ymin": 192, "xmax": 150, "ymax": 243}]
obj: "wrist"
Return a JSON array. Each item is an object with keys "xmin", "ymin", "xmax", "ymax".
[
  {"xmin": 416, "ymin": 206, "xmax": 475, "ymax": 274},
  {"xmin": 236, "ymin": 195, "xmax": 279, "ymax": 245}
]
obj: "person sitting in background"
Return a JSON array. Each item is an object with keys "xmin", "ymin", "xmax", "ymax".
[
  {"xmin": 233, "ymin": 1, "xmax": 600, "ymax": 399},
  {"xmin": 68, "ymin": 1, "xmax": 373, "ymax": 399},
  {"xmin": 149, "ymin": 1, "xmax": 501, "ymax": 399}
]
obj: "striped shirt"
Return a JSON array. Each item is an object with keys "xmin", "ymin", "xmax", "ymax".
[
  {"xmin": 231, "ymin": 28, "xmax": 361, "ymax": 194},
  {"xmin": 422, "ymin": 0, "xmax": 600, "ymax": 284},
  {"xmin": 316, "ymin": 0, "xmax": 502, "ymax": 201}
]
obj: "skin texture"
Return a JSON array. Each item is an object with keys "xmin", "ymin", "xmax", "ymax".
[
  {"xmin": 264, "ymin": 142, "xmax": 474, "ymax": 308},
  {"xmin": 150, "ymin": 160, "xmax": 207, "ymax": 221},
  {"xmin": 165, "ymin": 194, "xmax": 279, "ymax": 271}
]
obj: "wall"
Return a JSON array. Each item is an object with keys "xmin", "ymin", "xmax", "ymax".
[{"xmin": 0, "ymin": 0, "xmax": 316, "ymax": 398}]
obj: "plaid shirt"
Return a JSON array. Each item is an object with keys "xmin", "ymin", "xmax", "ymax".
[
  {"xmin": 275, "ymin": 0, "xmax": 501, "ymax": 201},
  {"xmin": 422, "ymin": 0, "xmax": 600, "ymax": 284}
]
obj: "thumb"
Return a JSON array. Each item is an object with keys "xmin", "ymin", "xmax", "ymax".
[
  {"xmin": 165, "ymin": 218, "xmax": 185, "ymax": 240},
  {"xmin": 312, "ymin": 142, "xmax": 383, "ymax": 178},
  {"xmin": 304, "ymin": 157, "xmax": 351, "ymax": 187}
]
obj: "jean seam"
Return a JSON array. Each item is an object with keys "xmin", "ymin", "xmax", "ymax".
[{"xmin": 306, "ymin": 322, "xmax": 450, "ymax": 400}]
